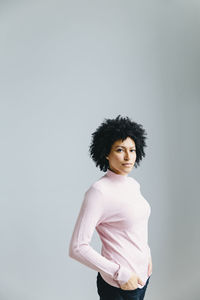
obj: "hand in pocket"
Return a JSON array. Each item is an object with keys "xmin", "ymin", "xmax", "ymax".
[{"xmin": 120, "ymin": 273, "xmax": 144, "ymax": 291}]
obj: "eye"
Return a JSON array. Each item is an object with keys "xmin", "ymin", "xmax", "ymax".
[{"xmin": 116, "ymin": 149, "xmax": 136, "ymax": 152}]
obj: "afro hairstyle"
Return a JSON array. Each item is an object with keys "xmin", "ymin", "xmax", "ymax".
[{"xmin": 88, "ymin": 115, "xmax": 148, "ymax": 172}]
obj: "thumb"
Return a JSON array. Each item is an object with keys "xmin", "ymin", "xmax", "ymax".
[{"xmin": 138, "ymin": 277, "xmax": 145, "ymax": 286}]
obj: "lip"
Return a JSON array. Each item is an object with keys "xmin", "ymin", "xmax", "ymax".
[{"xmin": 122, "ymin": 163, "xmax": 132, "ymax": 166}]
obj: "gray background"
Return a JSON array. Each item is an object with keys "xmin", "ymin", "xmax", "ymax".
[{"xmin": 0, "ymin": 1, "xmax": 200, "ymax": 299}]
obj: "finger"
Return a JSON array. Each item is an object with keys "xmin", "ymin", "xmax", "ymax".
[
  {"xmin": 121, "ymin": 285, "xmax": 128, "ymax": 290},
  {"xmin": 120, "ymin": 283, "xmax": 127, "ymax": 289},
  {"xmin": 138, "ymin": 278, "xmax": 145, "ymax": 286}
]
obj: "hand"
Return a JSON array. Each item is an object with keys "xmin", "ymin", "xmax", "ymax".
[
  {"xmin": 148, "ymin": 256, "xmax": 153, "ymax": 277},
  {"xmin": 120, "ymin": 273, "xmax": 145, "ymax": 291}
]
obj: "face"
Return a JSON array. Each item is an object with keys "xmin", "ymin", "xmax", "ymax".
[{"xmin": 106, "ymin": 137, "xmax": 137, "ymax": 175}]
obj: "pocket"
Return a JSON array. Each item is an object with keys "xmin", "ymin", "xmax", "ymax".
[{"xmin": 120, "ymin": 287, "xmax": 140, "ymax": 296}]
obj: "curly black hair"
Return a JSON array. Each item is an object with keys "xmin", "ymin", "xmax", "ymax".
[{"xmin": 88, "ymin": 115, "xmax": 148, "ymax": 172}]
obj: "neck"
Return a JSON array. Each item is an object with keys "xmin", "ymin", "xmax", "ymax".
[{"xmin": 106, "ymin": 168, "xmax": 128, "ymax": 182}]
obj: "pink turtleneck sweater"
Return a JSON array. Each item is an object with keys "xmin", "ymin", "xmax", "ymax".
[{"xmin": 68, "ymin": 168, "xmax": 152, "ymax": 289}]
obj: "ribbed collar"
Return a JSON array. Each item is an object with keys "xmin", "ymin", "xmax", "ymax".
[{"xmin": 106, "ymin": 168, "xmax": 129, "ymax": 182}]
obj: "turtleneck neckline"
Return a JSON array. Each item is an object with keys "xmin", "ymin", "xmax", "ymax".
[{"xmin": 106, "ymin": 168, "xmax": 128, "ymax": 181}]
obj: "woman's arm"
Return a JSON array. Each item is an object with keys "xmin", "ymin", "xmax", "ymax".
[{"xmin": 68, "ymin": 186, "xmax": 133, "ymax": 286}]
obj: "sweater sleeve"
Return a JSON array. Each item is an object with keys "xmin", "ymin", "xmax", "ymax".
[{"xmin": 68, "ymin": 186, "xmax": 133, "ymax": 285}]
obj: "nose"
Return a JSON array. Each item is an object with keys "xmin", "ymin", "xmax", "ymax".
[{"xmin": 124, "ymin": 151, "xmax": 130, "ymax": 160}]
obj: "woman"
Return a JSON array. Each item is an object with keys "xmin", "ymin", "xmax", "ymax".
[{"xmin": 69, "ymin": 115, "xmax": 153, "ymax": 300}]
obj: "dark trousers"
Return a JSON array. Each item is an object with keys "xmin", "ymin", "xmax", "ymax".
[{"xmin": 96, "ymin": 272, "xmax": 150, "ymax": 300}]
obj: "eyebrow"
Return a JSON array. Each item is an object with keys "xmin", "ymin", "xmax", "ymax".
[{"xmin": 114, "ymin": 145, "xmax": 136, "ymax": 149}]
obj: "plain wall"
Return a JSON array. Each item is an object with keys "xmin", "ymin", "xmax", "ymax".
[{"xmin": 0, "ymin": 1, "xmax": 200, "ymax": 299}]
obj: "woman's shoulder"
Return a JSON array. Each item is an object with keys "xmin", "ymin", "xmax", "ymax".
[
  {"xmin": 128, "ymin": 176, "xmax": 141, "ymax": 189},
  {"xmin": 85, "ymin": 175, "xmax": 110, "ymax": 196}
]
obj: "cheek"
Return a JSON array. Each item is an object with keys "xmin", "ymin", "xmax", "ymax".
[
  {"xmin": 112, "ymin": 153, "xmax": 122, "ymax": 160},
  {"xmin": 112, "ymin": 156, "xmax": 123, "ymax": 165},
  {"xmin": 108, "ymin": 154, "xmax": 122, "ymax": 164}
]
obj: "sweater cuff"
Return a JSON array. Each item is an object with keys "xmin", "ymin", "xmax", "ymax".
[{"xmin": 113, "ymin": 264, "xmax": 133, "ymax": 286}]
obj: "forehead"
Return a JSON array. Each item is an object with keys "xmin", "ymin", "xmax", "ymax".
[{"xmin": 112, "ymin": 137, "xmax": 136, "ymax": 148}]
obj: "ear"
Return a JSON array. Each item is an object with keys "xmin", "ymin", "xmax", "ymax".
[{"xmin": 106, "ymin": 156, "xmax": 109, "ymax": 160}]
